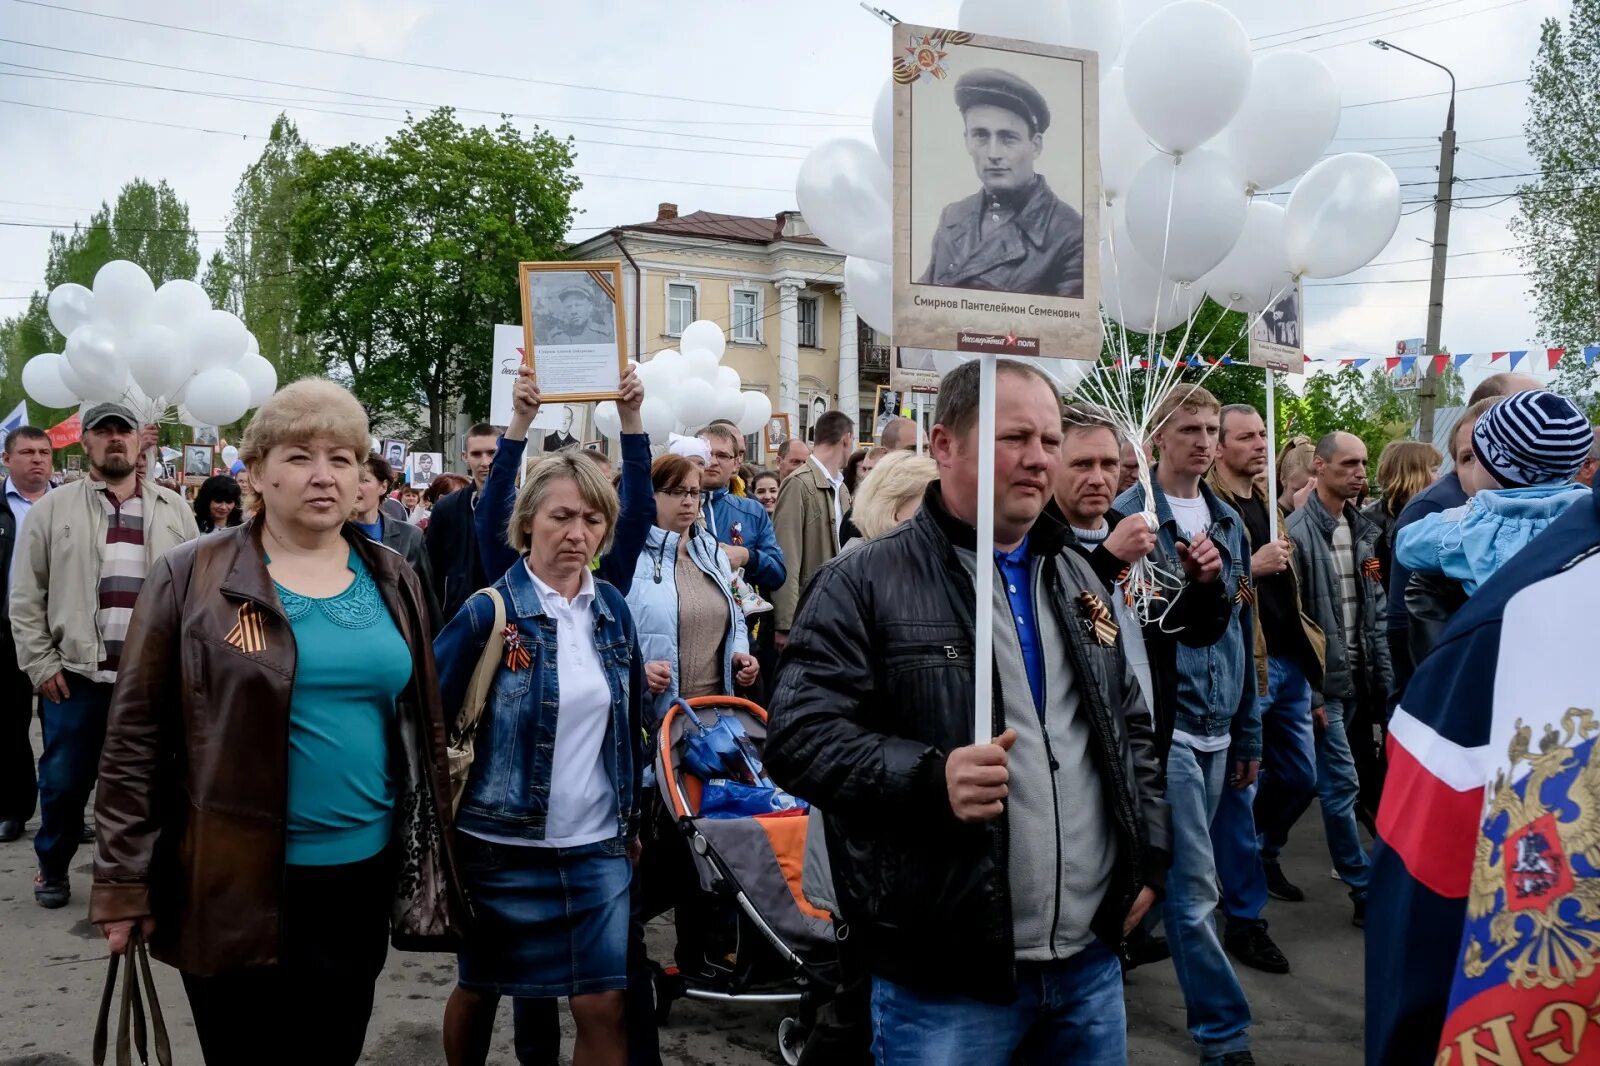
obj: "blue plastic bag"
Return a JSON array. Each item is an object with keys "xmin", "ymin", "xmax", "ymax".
[{"xmin": 699, "ymin": 778, "xmax": 807, "ymax": 819}]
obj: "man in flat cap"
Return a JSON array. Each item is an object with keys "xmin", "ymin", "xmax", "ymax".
[
  {"xmin": 920, "ymin": 67, "xmax": 1085, "ymax": 299},
  {"xmin": 537, "ymin": 278, "xmax": 615, "ymax": 345}
]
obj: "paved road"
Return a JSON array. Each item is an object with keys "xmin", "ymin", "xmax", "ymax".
[{"xmin": 0, "ymin": 786, "xmax": 1364, "ymax": 1064}]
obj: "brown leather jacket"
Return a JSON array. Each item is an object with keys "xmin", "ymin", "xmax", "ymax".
[{"xmin": 90, "ymin": 517, "xmax": 466, "ymax": 976}]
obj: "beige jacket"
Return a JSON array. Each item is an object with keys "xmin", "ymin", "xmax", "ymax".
[
  {"xmin": 9, "ymin": 476, "xmax": 198, "ymax": 688},
  {"xmin": 771, "ymin": 458, "xmax": 851, "ymax": 631}
]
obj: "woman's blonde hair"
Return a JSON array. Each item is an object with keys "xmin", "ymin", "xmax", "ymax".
[
  {"xmin": 239, "ymin": 378, "xmax": 370, "ymax": 466},
  {"xmin": 1376, "ymin": 439, "xmax": 1442, "ymax": 517},
  {"xmin": 1277, "ymin": 439, "xmax": 1316, "ymax": 494},
  {"xmin": 507, "ymin": 452, "xmax": 620, "ymax": 557},
  {"xmin": 853, "ymin": 451, "xmax": 938, "ymax": 540}
]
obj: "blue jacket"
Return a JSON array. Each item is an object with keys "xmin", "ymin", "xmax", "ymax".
[
  {"xmin": 625, "ymin": 525, "xmax": 749, "ymax": 723},
  {"xmin": 434, "ymin": 559, "xmax": 644, "ymax": 851},
  {"xmin": 701, "ymin": 485, "xmax": 787, "ymax": 591},
  {"xmin": 474, "ymin": 432, "xmax": 654, "ymax": 597},
  {"xmin": 1395, "ymin": 483, "xmax": 1592, "ymax": 594},
  {"xmin": 1114, "ymin": 473, "xmax": 1259, "ymax": 761}
]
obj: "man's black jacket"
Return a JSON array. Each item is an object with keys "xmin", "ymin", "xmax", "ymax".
[
  {"xmin": 764, "ymin": 483, "xmax": 1170, "ymax": 1003},
  {"xmin": 424, "ymin": 483, "xmax": 485, "ymax": 624}
]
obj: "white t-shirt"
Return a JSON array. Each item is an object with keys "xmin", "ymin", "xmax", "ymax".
[{"xmin": 1167, "ymin": 493, "xmax": 1212, "ymax": 540}]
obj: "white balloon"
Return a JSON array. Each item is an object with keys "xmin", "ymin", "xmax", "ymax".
[
  {"xmin": 649, "ymin": 349, "xmax": 684, "ymax": 383},
  {"xmin": 124, "ymin": 324, "xmax": 189, "ymax": 401},
  {"xmin": 1124, "ymin": 148, "xmax": 1248, "ymax": 283},
  {"xmin": 794, "ymin": 139, "xmax": 891, "ymax": 262},
  {"xmin": 737, "ymin": 391, "xmax": 774, "ymax": 437},
  {"xmin": 221, "ymin": 445, "xmax": 240, "ymax": 466},
  {"xmin": 714, "ymin": 366, "xmax": 742, "ymax": 393},
  {"xmin": 91, "ymin": 260, "xmax": 156, "ymax": 330},
  {"xmin": 711, "ymin": 387, "xmax": 747, "ymax": 425},
  {"xmin": 958, "ymin": 0, "xmax": 1073, "ymax": 45},
  {"xmin": 1284, "ymin": 153, "xmax": 1402, "ymax": 279},
  {"xmin": 872, "ymin": 78, "xmax": 894, "ymax": 168},
  {"xmin": 182, "ymin": 309, "xmax": 250, "ymax": 371},
  {"xmin": 175, "ymin": 405, "xmax": 204, "ymax": 429},
  {"xmin": 1203, "ymin": 201, "xmax": 1294, "ymax": 315},
  {"xmin": 1212, "ymin": 51, "xmax": 1341, "ymax": 192},
  {"xmin": 1100, "ymin": 68, "xmax": 1158, "ymax": 204},
  {"xmin": 593, "ymin": 401, "xmax": 623, "ymax": 439},
  {"xmin": 844, "ymin": 256, "xmax": 893, "ymax": 335},
  {"xmin": 1068, "ymin": 0, "xmax": 1125, "ymax": 64},
  {"xmin": 150, "ymin": 279, "xmax": 214, "ymax": 329},
  {"xmin": 245, "ymin": 332, "xmax": 260, "ymax": 357},
  {"xmin": 184, "ymin": 368, "xmax": 252, "ymax": 426},
  {"xmin": 671, "ymin": 378, "xmax": 716, "ymax": 428},
  {"xmin": 46, "ymin": 283, "xmax": 95, "ymax": 338},
  {"xmin": 236, "ymin": 352, "xmax": 278, "ymax": 408},
  {"xmin": 681, "ymin": 348, "xmax": 720, "ymax": 384},
  {"xmin": 56, "ymin": 351, "xmax": 96, "ymax": 402},
  {"xmin": 64, "ymin": 323, "xmax": 125, "ymax": 384},
  {"xmin": 1100, "ymin": 226, "xmax": 1204, "ymax": 334},
  {"xmin": 639, "ymin": 396, "xmax": 675, "ymax": 440},
  {"xmin": 21, "ymin": 353, "xmax": 80, "ymax": 408},
  {"xmin": 679, "ymin": 320, "xmax": 727, "ymax": 362},
  {"xmin": 1122, "ymin": 0, "xmax": 1251, "ymax": 153}
]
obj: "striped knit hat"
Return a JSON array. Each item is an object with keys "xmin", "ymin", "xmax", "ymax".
[{"xmin": 1471, "ymin": 390, "xmax": 1592, "ymax": 488}]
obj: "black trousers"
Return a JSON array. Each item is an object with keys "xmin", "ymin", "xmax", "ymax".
[
  {"xmin": 0, "ymin": 628, "xmax": 37, "ymax": 822},
  {"xmin": 181, "ymin": 850, "xmax": 392, "ymax": 1066}
]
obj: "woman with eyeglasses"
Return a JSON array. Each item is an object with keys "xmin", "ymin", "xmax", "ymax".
[{"xmin": 624, "ymin": 455, "xmax": 756, "ymax": 723}]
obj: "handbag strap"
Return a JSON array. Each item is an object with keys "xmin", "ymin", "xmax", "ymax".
[
  {"xmin": 456, "ymin": 587, "xmax": 507, "ymax": 740},
  {"xmin": 93, "ymin": 951, "xmax": 118, "ymax": 1064},
  {"xmin": 93, "ymin": 930, "xmax": 172, "ymax": 1066},
  {"xmin": 134, "ymin": 930, "xmax": 172, "ymax": 1065}
]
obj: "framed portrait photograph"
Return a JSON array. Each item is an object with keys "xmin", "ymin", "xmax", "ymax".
[
  {"xmin": 381, "ymin": 438, "xmax": 409, "ymax": 470},
  {"xmin": 65, "ymin": 453, "xmax": 82, "ymax": 473},
  {"xmin": 891, "ymin": 346, "xmax": 944, "ymax": 391},
  {"xmin": 408, "ymin": 452, "xmax": 441, "ymax": 488},
  {"xmin": 872, "ymin": 385, "xmax": 904, "ymax": 443},
  {"xmin": 892, "ymin": 24, "xmax": 1102, "ymax": 361},
  {"xmin": 518, "ymin": 260, "xmax": 628, "ymax": 403},
  {"xmin": 1247, "ymin": 284, "xmax": 1304, "ymax": 374},
  {"xmin": 764, "ymin": 413, "xmax": 792, "ymax": 456},
  {"xmin": 537, "ymin": 402, "xmax": 590, "ymax": 453},
  {"xmin": 193, "ymin": 424, "xmax": 219, "ymax": 447},
  {"xmin": 183, "ymin": 444, "xmax": 214, "ymax": 479}
]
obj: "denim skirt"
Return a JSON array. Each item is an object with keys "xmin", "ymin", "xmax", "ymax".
[{"xmin": 455, "ymin": 833, "xmax": 631, "ymax": 997}]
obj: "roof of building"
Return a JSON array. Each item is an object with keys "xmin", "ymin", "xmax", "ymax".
[{"xmin": 611, "ymin": 204, "xmax": 823, "ymax": 247}]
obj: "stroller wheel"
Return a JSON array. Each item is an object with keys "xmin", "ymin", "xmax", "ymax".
[{"xmin": 776, "ymin": 1015, "xmax": 807, "ymax": 1066}]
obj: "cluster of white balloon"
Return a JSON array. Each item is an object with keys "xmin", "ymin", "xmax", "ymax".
[
  {"xmin": 20, "ymin": 259, "xmax": 277, "ymax": 430},
  {"xmin": 590, "ymin": 320, "xmax": 773, "ymax": 442},
  {"xmin": 793, "ymin": 0, "xmax": 1401, "ymax": 351}
]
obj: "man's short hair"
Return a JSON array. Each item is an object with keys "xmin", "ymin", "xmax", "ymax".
[
  {"xmin": 1468, "ymin": 373, "xmax": 1538, "ymax": 405},
  {"xmin": 879, "ymin": 416, "xmax": 918, "ymax": 451},
  {"xmin": 935, "ymin": 358, "xmax": 1059, "ymax": 439},
  {"xmin": 1314, "ymin": 431, "xmax": 1353, "ymax": 462},
  {"xmin": 1, "ymin": 426, "xmax": 49, "ymax": 453},
  {"xmin": 1589, "ymin": 426, "xmax": 1600, "ymax": 462},
  {"xmin": 466, "ymin": 422, "xmax": 498, "ymax": 442},
  {"xmin": 699, "ymin": 422, "xmax": 743, "ymax": 451},
  {"xmin": 813, "ymin": 411, "xmax": 854, "ymax": 447},
  {"xmin": 1060, "ymin": 402, "xmax": 1120, "ymax": 442},
  {"xmin": 1150, "ymin": 384, "xmax": 1221, "ymax": 438},
  {"xmin": 1218, "ymin": 404, "xmax": 1261, "ymax": 442},
  {"xmin": 363, "ymin": 453, "xmax": 394, "ymax": 487},
  {"xmin": 777, "ymin": 438, "xmax": 805, "ymax": 461}
]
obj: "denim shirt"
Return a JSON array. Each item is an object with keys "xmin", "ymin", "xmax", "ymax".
[
  {"xmin": 1113, "ymin": 472, "xmax": 1260, "ymax": 761},
  {"xmin": 433, "ymin": 557, "xmax": 645, "ymax": 851}
]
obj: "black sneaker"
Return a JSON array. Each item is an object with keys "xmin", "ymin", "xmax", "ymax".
[
  {"xmin": 0, "ymin": 818, "xmax": 23, "ymax": 843},
  {"xmin": 1352, "ymin": 894, "xmax": 1367, "ymax": 929},
  {"xmin": 1264, "ymin": 860, "xmax": 1304, "ymax": 902},
  {"xmin": 1224, "ymin": 924, "xmax": 1289, "ymax": 974},
  {"xmin": 34, "ymin": 871, "xmax": 69, "ymax": 909}
]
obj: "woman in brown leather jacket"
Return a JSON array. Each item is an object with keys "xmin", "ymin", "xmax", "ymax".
[{"xmin": 90, "ymin": 379, "xmax": 464, "ymax": 1066}]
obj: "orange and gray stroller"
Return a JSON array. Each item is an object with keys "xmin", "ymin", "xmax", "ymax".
[{"xmin": 648, "ymin": 696, "xmax": 839, "ymax": 1065}]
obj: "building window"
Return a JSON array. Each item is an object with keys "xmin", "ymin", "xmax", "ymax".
[
  {"xmin": 667, "ymin": 283, "xmax": 696, "ymax": 336},
  {"xmin": 730, "ymin": 288, "xmax": 761, "ymax": 343},
  {"xmin": 798, "ymin": 295, "xmax": 819, "ymax": 348}
]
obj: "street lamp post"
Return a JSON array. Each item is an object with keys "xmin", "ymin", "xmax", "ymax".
[{"xmin": 1372, "ymin": 39, "xmax": 1456, "ymax": 442}]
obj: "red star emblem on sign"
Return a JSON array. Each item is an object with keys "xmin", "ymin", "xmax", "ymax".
[{"xmin": 1003, "ymin": 330, "xmax": 1018, "ymax": 347}]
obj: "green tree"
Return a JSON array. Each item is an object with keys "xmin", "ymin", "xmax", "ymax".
[
  {"xmin": 1511, "ymin": 0, "xmax": 1600, "ymax": 348},
  {"xmin": 1550, "ymin": 351, "xmax": 1600, "ymax": 418},
  {"xmin": 290, "ymin": 109, "xmax": 581, "ymax": 447},
  {"xmin": 222, "ymin": 116, "xmax": 319, "ymax": 387}
]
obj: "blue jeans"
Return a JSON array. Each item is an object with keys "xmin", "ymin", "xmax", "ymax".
[
  {"xmin": 1165, "ymin": 740, "xmax": 1252, "ymax": 1058},
  {"xmin": 869, "ymin": 941, "xmax": 1125, "ymax": 1065},
  {"xmin": 1216, "ymin": 656, "xmax": 1317, "ymax": 926},
  {"xmin": 1260, "ymin": 696, "xmax": 1371, "ymax": 895},
  {"xmin": 34, "ymin": 674, "xmax": 112, "ymax": 880}
]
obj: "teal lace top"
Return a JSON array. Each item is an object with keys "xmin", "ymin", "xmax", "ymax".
[{"xmin": 276, "ymin": 548, "xmax": 413, "ymax": 866}]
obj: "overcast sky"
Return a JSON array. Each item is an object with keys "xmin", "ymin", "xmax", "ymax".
[{"xmin": 0, "ymin": 0, "xmax": 1570, "ymax": 388}]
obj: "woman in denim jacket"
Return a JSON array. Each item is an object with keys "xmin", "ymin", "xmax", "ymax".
[
  {"xmin": 433, "ymin": 451, "xmax": 643, "ymax": 1066},
  {"xmin": 626, "ymin": 454, "xmax": 757, "ymax": 723}
]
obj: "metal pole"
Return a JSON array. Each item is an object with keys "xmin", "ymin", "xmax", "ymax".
[
  {"xmin": 974, "ymin": 356, "xmax": 996, "ymax": 745},
  {"xmin": 1265, "ymin": 370, "xmax": 1278, "ymax": 543}
]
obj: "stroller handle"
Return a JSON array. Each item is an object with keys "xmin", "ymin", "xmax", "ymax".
[{"xmin": 658, "ymin": 695, "xmax": 770, "ymax": 820}]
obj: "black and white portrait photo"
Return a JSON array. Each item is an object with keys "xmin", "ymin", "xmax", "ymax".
[
  {"xmin": 542, "ymin": 404, "xmax": 580, "ymax": 452},
  {"xmin": 892, "ymin": 25, "xmax": 1102, "ymax": 360},
  {"xmin": 409, "ymin": 451, "xmax": 441, "ymax": 488},
  {"xmin": 192, "ymin": 424, "xmax": 219, "ymax": 447},
  {"xmin": 519, "ymin": 260, "xmax": 627, "ymax": 403},
  {"xmin": 875, "ymin": 386, "xmax": 901, "ymax": 441},
  {"xmin": 183, "ymin": 444, "xmax": 213, "ymax": 479},
  {"xmin": 381, "ymin": 438, "xmax": 408, "ymax": 471},
  {"xmin": 1248, "ymin": 283, "xmax": 1304, "ymax": 374},
  {"xmin": 529, "ymin": 271, "xmax": 616, "ymax": 346}
]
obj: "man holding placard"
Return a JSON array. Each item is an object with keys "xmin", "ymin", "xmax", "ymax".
[{"xmin": 765, "ymin": 359, "xmax": 1167, "ymax": 1064}]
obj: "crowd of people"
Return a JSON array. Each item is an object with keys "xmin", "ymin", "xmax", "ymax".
[{"xmin": 1, "ymin": 361, "xmax": 1597, "ymax": 1065}]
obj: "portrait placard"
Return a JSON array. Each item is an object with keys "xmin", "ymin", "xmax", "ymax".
[
  {"xmin": 764, "ymin": 413, "xmax": 792, "ymax": 457},
  {"xmin": 890, "ymin": 346, "xmax": 945, "ymax": 392},
  {"xmin": 517, "ymin": 261, "xmax": 628, "ymax": 402},
  {"xmin": 183, "ymin": 444, "xmax": 214, "ymax": 479},
  {"xmin": 380, "ymin": 438, "xmax": 408, "ymax": 470},
  {"xmin": 892, "ymin": 25, "xmax": 1102, "ymax": 361},
  {"xmin": 407, "ymin": 452, "xmax": 442, "ymax": 488},
  {"xmin": 1248, "ymin": 284, "xmax": 1305, "ymax": 374}
]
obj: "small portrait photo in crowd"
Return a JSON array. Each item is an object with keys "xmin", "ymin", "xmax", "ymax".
[
  {"xmin": 874, "ymin": 385, "xmax": 902, "ymax": 442},
  {"xmin": 1248, "ymin": 283, "xmax": 1304, "ymax": 374},
  {"xmin": 765, "ymin": 413, "xmax": 791, "ymax": 454},
  {"xmin": 519, "ymin": 260, "xmax": 627, "ymax": 402},
  {"xmin": 192, "ymin": 423, "xmax": 219, "ymax": 447},
  {"xmin": 183, "ymin": 444, "xmax": 214, "ymax": 479},
  {"xmin": 381, "ymin": 438, "xmax": 408, "ymax": 471},
  {"xmin": 539, "ymin": 403, "xmax": 583, "ymax": 453},
  {"xmin": 408, "ymin": 451, "xmax": 441, "ymax": 488},
  {"xmin": 892, "ymin": 24, "xmax": 1102, "ymax": 359}
]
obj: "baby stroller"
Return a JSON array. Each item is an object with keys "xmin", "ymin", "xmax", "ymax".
[{"xmin": 648, "ymin": 696, "xmax": 839, "ymax": 1065}]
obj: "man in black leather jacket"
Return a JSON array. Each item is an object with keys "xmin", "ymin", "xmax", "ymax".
[{"xmin": 765, "ymin": 360, "xmax": 1169, "ymax": 1064}]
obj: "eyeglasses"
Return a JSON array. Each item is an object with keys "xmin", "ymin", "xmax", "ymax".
[
  {"xmin": 658, "ymin": 487, "xmax": 703, "ymax": 500},
  {"xmin": 710, "ymin": 450, "xmax": 738, "ymax": 464}
]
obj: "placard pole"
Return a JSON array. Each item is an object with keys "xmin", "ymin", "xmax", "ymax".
[{"xmin": 974, "ymin": 354, "xmax": 996, "ymax": 745}]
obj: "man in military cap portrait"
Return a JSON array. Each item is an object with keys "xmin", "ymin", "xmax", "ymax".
[
  {"xmin": 918, "ymin": 67, "xmax": 1086, "ymax": 300},
  {"xmin": 534, "ymin": 274, "xmax": 616, "ymax": 345}
]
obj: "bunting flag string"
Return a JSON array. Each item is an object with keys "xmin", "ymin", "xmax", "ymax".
[{"xmin": 1099, "ymin": 346, "xmax": 1600, "ymax": 374}]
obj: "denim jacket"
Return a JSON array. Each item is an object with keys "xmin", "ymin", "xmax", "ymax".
[
  {"xmin": 1113, "ymin": 472, "xmax": 1259, "ymax": 761},
  {"xmin": 625, "ymin": 525, "xmax": 749, "ymax": 723},
  {"xmin": 433, "ymin": 559, "xmax": 644, "ymax": 852}
]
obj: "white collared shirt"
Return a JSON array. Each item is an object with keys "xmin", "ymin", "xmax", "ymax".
[
  {"xmin": 4, "ymin": 477, "xmax": 44, "ymax": 592},
  {"xmin": 810, "ymin": 454, "xmax": 845, "ymax": 544}
]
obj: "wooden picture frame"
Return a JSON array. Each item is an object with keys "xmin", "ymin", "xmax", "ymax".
[
  {"xmin": 518, "ymin": 260, "xmax": 628, "ymax": 403},
  {"xmin": 871, "ymin": 384, "xmax": 906, "ymax": 444},
  {"xmin": 764, "ymin": 413, "xmax": 792, "ymax": 457},
  {"xmin": 183, "ymin": 444, "xmax": 214, "ymax": 480}
]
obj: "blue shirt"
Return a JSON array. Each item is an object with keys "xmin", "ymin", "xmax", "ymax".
[
  {"xmin": 5, "ymin": 478, "xmax": 42, "ymax": 592},
  {"xmin": 277, "ymin": 548, "xmax": 413, "ymax": 865},
  {"xmin": 996, "ymin": 537, "xmax": 1044, "ymax": 717},
  {"xmin": 352, "ymin": 517, "xmax": 383, "ymax": 542}
]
